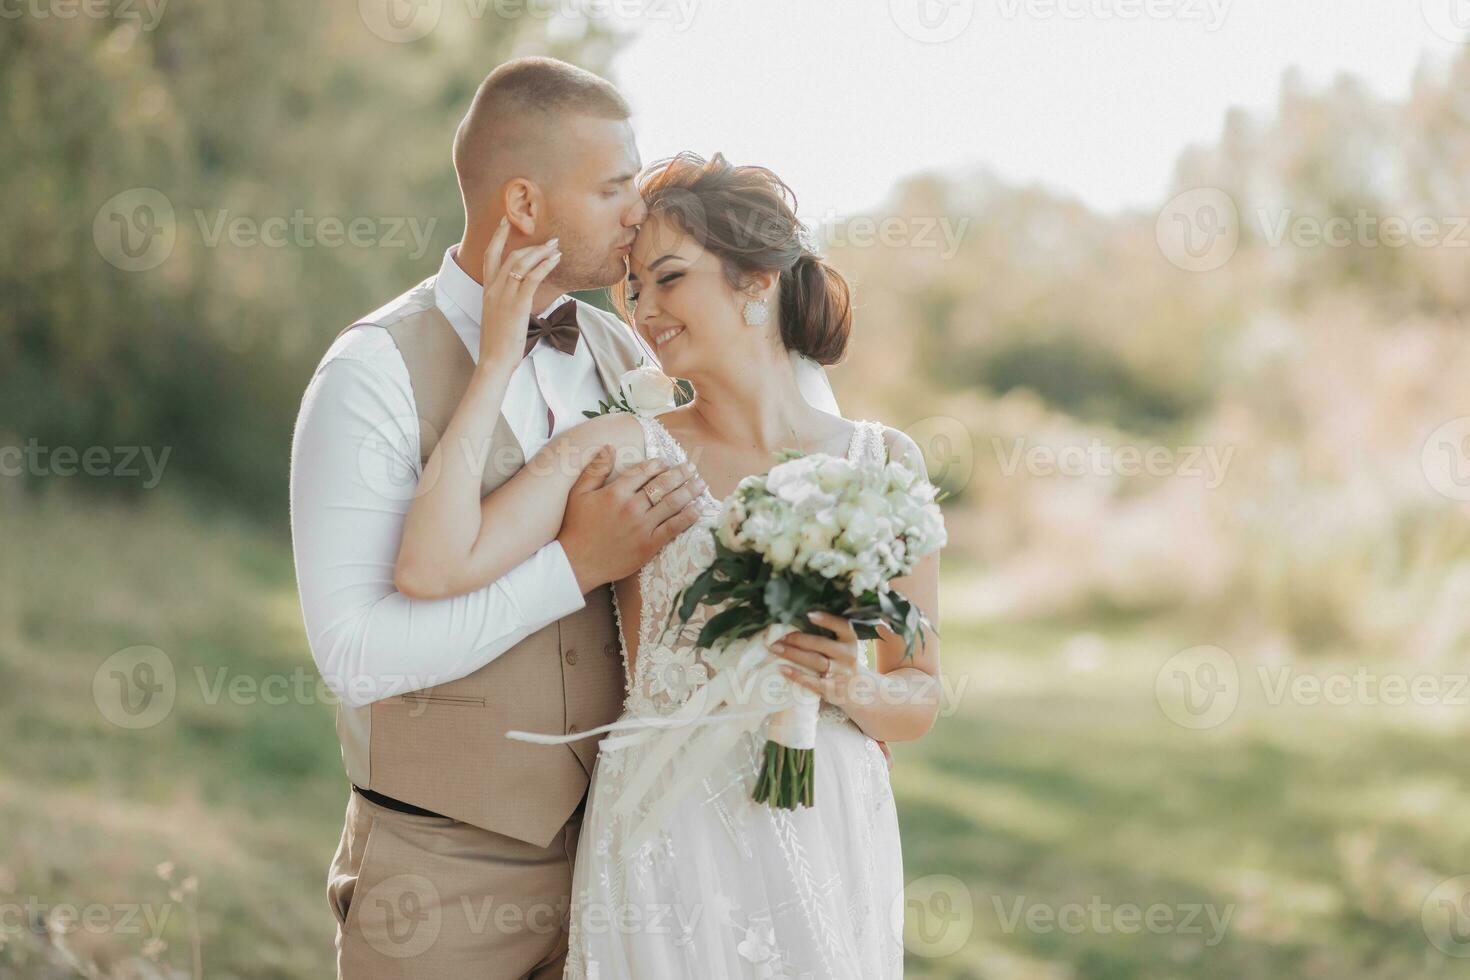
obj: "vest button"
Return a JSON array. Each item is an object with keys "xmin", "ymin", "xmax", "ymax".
[
  {"xmin": 565, "ymin": 648, "xmax": 579, "ymax": 665},
  {"xmin": 603, "ymin": 642, "xmax": 618, "ymax": 658}
]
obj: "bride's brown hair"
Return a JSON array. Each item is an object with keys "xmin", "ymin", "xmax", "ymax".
[{"xmin": 622, "ymin": 152, "xmax": 852, "ymax": 365}]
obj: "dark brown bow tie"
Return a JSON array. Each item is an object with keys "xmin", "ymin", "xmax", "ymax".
[{"xmin": 523, "ymin": 298, "xmax": 581, "ymax": 358}]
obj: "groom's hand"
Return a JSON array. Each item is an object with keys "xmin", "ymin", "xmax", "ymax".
[{"xmin": 559, "ymin": 446, "xmax": 705, "ymax": 593}]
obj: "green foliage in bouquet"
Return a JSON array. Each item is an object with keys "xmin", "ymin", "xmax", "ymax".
[{"xmin": 674, "ymin": 533, "xmax": 932, "ymax": 661}]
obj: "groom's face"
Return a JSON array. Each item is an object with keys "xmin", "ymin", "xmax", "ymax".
[{"xmin": 538, "ymin": 116, "xmax": 645, "ymax": 291}]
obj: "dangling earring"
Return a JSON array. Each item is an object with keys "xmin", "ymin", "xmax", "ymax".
[{"xmin": 743, "ymin": 297, "xmax": 770, "ymax": 326}]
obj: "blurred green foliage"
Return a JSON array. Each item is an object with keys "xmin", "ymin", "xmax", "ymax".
[{"xmin": 0, "ymin": 2, "xmax": 620, "ymax": 517}]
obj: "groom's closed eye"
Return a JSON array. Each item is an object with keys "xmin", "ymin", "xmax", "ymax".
[{"xmin": 601, "ymin": 174, "xmax": 637, "ymax": 198}]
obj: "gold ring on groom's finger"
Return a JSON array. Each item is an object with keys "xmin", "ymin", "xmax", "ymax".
[
  {"xmin": 821, "ymin": 656, "xmax": 834, "ymax": 679},
  {"xmin": 508, "ymin": 271, "xmax": 525, "ymax": 281}
]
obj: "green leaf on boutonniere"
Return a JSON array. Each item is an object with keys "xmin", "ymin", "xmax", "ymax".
[{"xmin": 582, "ymin": 390, "xmax": 637, "ymax": 419}]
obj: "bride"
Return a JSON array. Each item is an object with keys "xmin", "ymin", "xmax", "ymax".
[{"xmin": 394, "ymin": 152, "xmax": 942, "ymax": 978}]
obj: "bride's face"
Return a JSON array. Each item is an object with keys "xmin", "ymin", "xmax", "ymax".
[{"xmin": 626, "ymin": 215, "xmax": 755, "ymax": 378}]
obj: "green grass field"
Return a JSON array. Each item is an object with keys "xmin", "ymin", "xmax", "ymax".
[{"xmin": 2, "ymin": 492, "xmax": 1466, "ymax": 978}]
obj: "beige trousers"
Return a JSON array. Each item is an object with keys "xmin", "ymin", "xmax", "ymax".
[{"xmin": 329, "ymin": 789, "xmax": 584, "ymax": 979}]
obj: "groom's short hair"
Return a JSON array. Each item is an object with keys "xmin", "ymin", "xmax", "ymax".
[{"xmin": 454, "ymin": 58, "xmax": 630, "ymax": 203}]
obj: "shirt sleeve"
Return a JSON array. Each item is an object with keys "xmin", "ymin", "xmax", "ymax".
[{"xmin": 289, "ymin": 348, "xmax": 587, "ymax": 708}]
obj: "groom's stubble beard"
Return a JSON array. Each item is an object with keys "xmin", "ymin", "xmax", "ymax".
[
  {"xmin": 551, "ymin": 247, "xmax": 625, "ymax": 294},
  {"xmin": 541, "ymin": 221, "xmax": 627, "ymax": 293}
]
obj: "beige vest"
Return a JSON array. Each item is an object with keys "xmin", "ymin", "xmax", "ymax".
[{"xmin": 335, "ymin": 279, "xmax": 645, "ymax": 848}]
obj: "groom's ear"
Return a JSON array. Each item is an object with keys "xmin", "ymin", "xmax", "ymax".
[{"xmin": 502, "ymin": 177, "xmax": 544, "ymax": 237}]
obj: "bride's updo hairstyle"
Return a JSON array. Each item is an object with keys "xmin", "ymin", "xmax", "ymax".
[{"xmin": 629, "ymin": 152, "xmax": 852, "ymax": 365}]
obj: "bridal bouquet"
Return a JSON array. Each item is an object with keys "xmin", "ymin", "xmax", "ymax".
[{"xmin": 675, "ymin": 446, "xmax": 947, "ymax": 809}]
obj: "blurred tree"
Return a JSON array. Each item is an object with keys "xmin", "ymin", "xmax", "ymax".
[{"xmin": 0, "ymin": 2, "xmax": 621, "ymax": 519}]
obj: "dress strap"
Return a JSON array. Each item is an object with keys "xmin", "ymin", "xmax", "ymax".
[{"xmin": 634, "ymin": 413, "xmax": 688, "ymax": 466}]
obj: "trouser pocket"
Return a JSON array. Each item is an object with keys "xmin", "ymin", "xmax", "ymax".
[{"xmin": 327, "ymin": 793, "xmax": 378, "ymax": 934}]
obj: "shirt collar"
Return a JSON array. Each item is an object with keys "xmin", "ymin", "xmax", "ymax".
[{"xmin": 436, "ymin": 244, "xmax": 573, "ymax": 331}]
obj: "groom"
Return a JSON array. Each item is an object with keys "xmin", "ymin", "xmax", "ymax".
[{"xmin": 289, "ymin": 59, "xmax": 706, "ymax": 977}]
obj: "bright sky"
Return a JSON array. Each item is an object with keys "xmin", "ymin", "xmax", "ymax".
[{"xmin": 607, "ymin": 0, "xmax": 1458, "ymax": 220}]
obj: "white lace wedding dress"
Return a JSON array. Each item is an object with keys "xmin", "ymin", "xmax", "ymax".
[{"xmin": 564, "ymin": 415, "xmax": 906, "ymax": 980}]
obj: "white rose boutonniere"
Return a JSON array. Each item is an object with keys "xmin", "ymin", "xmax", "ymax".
[
  {"xmin": 584, "ymin": 361, "xmax": 688, "ymax": 419},
  {"xmin": 620, "ymin": 365, "xmax": 677, "ymax": 416}
]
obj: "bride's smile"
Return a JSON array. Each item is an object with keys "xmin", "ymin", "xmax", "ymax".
[{"xmin": 651, "ymin": 324, "xmax": 685, "ymax": 346}]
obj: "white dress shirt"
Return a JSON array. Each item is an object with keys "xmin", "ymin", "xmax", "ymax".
[{"xmin": 290, "ymin": 247, "xmax": 610, "ymax": 708}]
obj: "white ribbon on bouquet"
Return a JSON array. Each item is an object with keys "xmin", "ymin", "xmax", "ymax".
[{"xmin": 505, "ymin": 623, "xmax": 820, "ymax": 859}]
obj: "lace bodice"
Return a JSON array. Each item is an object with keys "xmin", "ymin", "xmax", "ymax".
[{"xmin": 611, "ymin": 415, "xmax": 890, "ymax": 721}]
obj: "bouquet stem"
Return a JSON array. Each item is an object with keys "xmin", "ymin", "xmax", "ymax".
[
  {"xmin": 752, "ymin": 740, "xmax": 815, "ymax": 809},
  {"xmin": 751, "ymin": 671, "xmax": 819, "ymax": 809}
]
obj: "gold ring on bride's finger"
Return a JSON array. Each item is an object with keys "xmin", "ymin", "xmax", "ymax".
[
  {"xmin": 821, "ymin": 656, "xmax": 834, "ymax": 679},
  {"xmin": 508, "ymin": 271, "xmax": 525, "ymax": 281},
  {"xmin": 643, "ymin": 485, "xmax": 661, "ymax": 507}
]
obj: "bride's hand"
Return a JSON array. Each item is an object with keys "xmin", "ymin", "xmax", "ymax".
[
  {"xmin": 478, "ymin": 217, "xmax": 562, "ymax": 366},
  {"xmin": 770, "ymin": 611, "xmax": 870, "ymax": 709}
]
